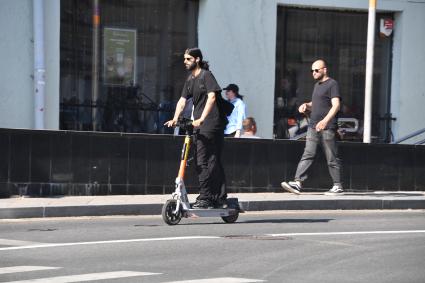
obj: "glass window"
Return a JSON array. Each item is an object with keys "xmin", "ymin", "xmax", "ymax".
[
  {"xmin": 60, "ymin": 0, "xmax": 198, "ymax": 133},
  {"xmin": 274, "ymin": 7, "xmax": 394, "ymax": 142}
]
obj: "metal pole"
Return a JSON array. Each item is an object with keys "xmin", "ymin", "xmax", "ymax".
[
  {"xmin": 91, "ymin": 0, "xmax": 100, "ymax": 130},
  {"xmin": 33, "ymin": 0, "xmax": 45, "ymax": 129},
  {"xmin": 363, "ymin": 0, "xmax": 377, "ymax": 143}
]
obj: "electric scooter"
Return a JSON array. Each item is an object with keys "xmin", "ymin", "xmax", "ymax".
[{"xmin": 161, "ymin": 118, "xmax": 242, "ymax": 225}]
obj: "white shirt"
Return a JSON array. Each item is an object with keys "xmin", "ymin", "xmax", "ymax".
[{"xmin": 224, "ymin": 98, "xmax": 246, "ymax": 135}]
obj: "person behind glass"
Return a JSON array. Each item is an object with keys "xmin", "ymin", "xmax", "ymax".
[
  {"xmin": 281, "ymin": 59, "xmax": 344, "ymax": 196},
  {"xmin": 240, "ymin": 117, "xmax": 261, "ymax": 139},
  {"xmin": 164, "ymin": 47, "xmax": 227, "ymax": 209},
  {"xmin": 223, "ymin": 84, "xmax": 246, "ymax": 137}
]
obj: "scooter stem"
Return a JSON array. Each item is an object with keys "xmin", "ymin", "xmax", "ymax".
[{"xmin": 177, "ymin": 135, "xmax": 191, "ymax": 179}]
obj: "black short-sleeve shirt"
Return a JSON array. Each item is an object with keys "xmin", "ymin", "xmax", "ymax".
[
  {"xmin": 309, "ymin": 78, "xmax": 341, "ymax": 130},
  {"xmin": 181, "ymin": 69, "xmax": 223, "ymax": 133}
]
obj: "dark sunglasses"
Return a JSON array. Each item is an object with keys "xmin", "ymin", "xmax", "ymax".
[{"xmin": 310, "ymin": 68, "xmax": 324, "ymax": 73}]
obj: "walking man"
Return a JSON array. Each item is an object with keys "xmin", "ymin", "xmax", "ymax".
[
  {"xmin": 165, "ymin": 48, "xmax": 227, "ymax": 208},
  {"xmin": 281, "ymin": 59, "xmax": 343, "ymax": 195}
]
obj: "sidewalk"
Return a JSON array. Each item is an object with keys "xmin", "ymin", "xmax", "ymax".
[{"xmin": 1, "ymin": 191, "xmax": 425, "ymax": 219}]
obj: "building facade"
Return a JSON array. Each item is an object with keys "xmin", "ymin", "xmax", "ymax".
[{"xmin": 0, "ymin": 0, "xmax": 424, "ymax": 143}]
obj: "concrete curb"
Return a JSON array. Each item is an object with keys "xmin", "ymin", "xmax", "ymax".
[{"xmin": 1, "ymin": 197, "xmax": 425, "ymax": 219}]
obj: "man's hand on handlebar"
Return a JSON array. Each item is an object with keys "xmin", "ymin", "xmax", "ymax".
[
  {"xmin": 192, "ymin": 119, "xmax": 203, "ymax": 127},
  {"xmin": 164, "ymin": 119, "xmax": 177, "ymax": 128}
]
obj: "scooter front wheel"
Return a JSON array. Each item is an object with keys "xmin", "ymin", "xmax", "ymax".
[
  {"xmin": 162, "ymin": 199, "xmax": 182, "ymax": 225},
  {"xmin": 221, "ymin": 212, "xmax": 239, "ymax": 223}
]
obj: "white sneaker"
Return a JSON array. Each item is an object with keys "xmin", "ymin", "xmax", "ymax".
[
  {"xmin": 281, "ymin": 181, "xmax": 302, "ymax": 195},
  {"xmin": 324, "ymin": 185, "xmax": 344, "ymax": 195}
]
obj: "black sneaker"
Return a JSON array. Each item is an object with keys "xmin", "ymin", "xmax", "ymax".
[
  {"xmin": 192, "ymin": 199, "xmax": 214, "ymax": 209},
  {"xmin": 280, "ymin": 181, "xmax": 302, "ymax": 195}
]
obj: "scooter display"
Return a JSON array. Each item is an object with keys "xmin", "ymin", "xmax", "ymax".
[{"xmin": 161, "ymin": 118, "xmax": 242, "ymax": 225}]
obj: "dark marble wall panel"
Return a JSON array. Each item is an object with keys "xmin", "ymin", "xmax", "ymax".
[
  {"xmin": 0, "ymin": 134, "xmax": 9, "ymax": 182},
  {"xmin": 146, "ymin": 185, "xmax": 164, "ymax": 195},
  {"xmin": 51, "ymin": 132, "xmax": 72, "ymax": 183},
  {"xmin": 26, "ymin": 183, "xmax": 42, "ymax": 196},
  {"xmin": 10, "ymin": 132, "xmax": 31, "ymax": 182},
  {"xmin": 267, "ymin": 140, "xmax": 296, "ymax": 188},
  {"xmin": 162, "ymin": 137, "xmax": 183, "ymax": 189},
  {"xmin": 109, "ymin": 136, "xmax": 129, "ymax": 184},
  {"xmin": 414, "ymin": 145, "xmax": 425, "ymax": 190},
  {"xmin": 344, "ymin": 143, "xmax": 369, "ymax": 191},
  {"xmin": 145, "ymin": 136, "xmax": 167, "ymax": 186},
  {"xmin": 250, "ymin": 140, "xmax": 270, "ymax": 188},
  {"xmin": 338, "ymin": 144, "xmax": 354, "ymax": 191},
  {"xmin": 367, "ymin": 145, "xmax": 400, "ymax": 190},
  {"xmin": 110, "ymin": 184, "xmax": 128, "ymax": 195},
  {"xmin": 89, "ymin": 134, "xmax": 111, "ymax": 184},
  {"xmin": 2, "ymin": 128, "xmax": 424, "ymax": 196},
  {"xmin": 279, "ymin": 140, "xmax": 306, "ymax": 184},
  {"xmin": 50, "ymin": 183, "xmax": 72, "ymax": 195},
  {"xmin": 0, "ymin": 183, "xmax": 10, "ymax": 198},
  {"xmin": 221, "ymin": 139, "xmax": 236, "ymax": 188},
  {"xmin": 398, "ymin": 145, "xmax": 416, "ymax": 190},
  {"xmin": 227, "ymin": 140, "xmax": 251, "ymax": 188},
  {"xmin": 128, "ymin": 184, "xmax": 146, "ymax": 195},
  {"xmin": 31, "ymin": 133, "xmax": 51, "ymax": 183},
  {"xmin": 71, "ymin": 133, "xmax": 91, "ymax": 183},
  {"xmin": 8, "ymin": 183, "xmax": 21, "ymax": 195},
  {"xmin": 128, "ymin": 137, "xmax": 147, "ymax": 185}
]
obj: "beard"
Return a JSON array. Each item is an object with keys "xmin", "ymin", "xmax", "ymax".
[
  {"xmin": 314, "ymin": 73, "xmax": 324, "ymax": 81},
  {"xmin": 186, "ymin": 61, "xmax": 197, "ymax": 71}
]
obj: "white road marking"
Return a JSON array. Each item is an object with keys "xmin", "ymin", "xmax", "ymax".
[
  {"xmin": 268, "ymin": 230, "xmax": 425, "ymax": 237},
  {"xmin": 164, "ymin": 278, "xmax": 265, "ymax": 283},
  {"xmin": 0, "ymin": 239, "xmax": 43, "ymax": 247},
  {"xmin": 0, "ymin": 236, "xmax": 219, "ymax": 251},
  {"xmin": 3, "ymin": 271, "xmax": 160, "ymax": 283},
  {"xmin": 0, "ymin": 266, "xmax": 60, "ymax": 275},
  {"xmin": 1, "ymin": 230, "xmax": 424, "ymax": 253}
]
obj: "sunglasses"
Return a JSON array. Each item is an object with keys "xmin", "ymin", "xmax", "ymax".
[{"xmin": 310, "ymin": 67, "xmax": 324, "ymax": 73}]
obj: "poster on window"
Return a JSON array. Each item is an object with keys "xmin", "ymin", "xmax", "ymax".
[{"xmin": 103, "ymin": 27, "xmax": 137, "ymax": 85}]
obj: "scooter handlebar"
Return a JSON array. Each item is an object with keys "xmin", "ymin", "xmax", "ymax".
[{"xmin": 176, "ymin": 117, "xmax": 193, "ymax": 132}]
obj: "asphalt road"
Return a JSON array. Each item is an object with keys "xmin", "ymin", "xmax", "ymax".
[{"xmin": 1, "ymin": 210, "xmax": 425, "ymax": 283}]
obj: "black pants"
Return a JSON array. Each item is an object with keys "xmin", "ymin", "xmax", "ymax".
[{"xmin": 193, "ymin": 130, "xmax": 227, "ymax": 202}]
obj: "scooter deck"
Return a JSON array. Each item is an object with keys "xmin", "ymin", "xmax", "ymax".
[{"xmin": 185, "ymin": 208, "xmax": 238, "ymax": 218}]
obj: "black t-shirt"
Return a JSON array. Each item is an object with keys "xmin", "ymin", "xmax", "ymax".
[
  {"xmin": 181, "ymin": 69, "xmax": 223, "ymax": 133},
  {"xmin": 309, "ymin": 78, "xmax": 341, "ymax": 129}
]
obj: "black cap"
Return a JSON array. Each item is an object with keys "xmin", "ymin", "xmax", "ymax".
[{"xmin": 223, "ymin": 84, "xmax": 239, "ymax": 93}]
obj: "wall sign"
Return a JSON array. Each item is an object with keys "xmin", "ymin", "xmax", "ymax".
[{"xmin": 103, "ymin": 27, "xmax": 137, "ymax": 85}]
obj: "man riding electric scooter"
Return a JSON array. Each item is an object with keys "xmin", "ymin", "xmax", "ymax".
[{"xmin": 164, "ymin": 47, "xmax": 230, "ymax": 209}]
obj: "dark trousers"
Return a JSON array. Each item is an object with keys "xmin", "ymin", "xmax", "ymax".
[
  {"xmin": 193, "ymin": 131, "xmax": 227, "ymax": 202},
  {"xmin": 294, "ymin": 127, "xmax": 342, "ymax": 186}
]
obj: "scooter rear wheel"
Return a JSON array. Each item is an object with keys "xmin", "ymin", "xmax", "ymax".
[
  {"xmin": 162, "ymin": 199, "xmax": 182, "ymax": 225},
  {"xmin": 221, "ymin": 212, "xmax": 239, "ymax": 223}
]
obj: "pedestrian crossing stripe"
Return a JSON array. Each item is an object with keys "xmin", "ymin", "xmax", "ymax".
[
  {"xmin": 3, "ymin": 271, "xmax": 161, "ymax": 283},
  {"xmin": 0, "ymin": 267, "xmax": 264, "ymax": 283},
  {"xmin": 0, "ymin": 239, "xmax": 42, "ymax": 247},
  {"xmin": 0, "ymin": 266, "xmax": 60, "ymax": 275}
]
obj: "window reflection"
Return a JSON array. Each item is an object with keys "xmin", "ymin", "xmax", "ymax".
[
  {"xmin": 60, "ymin": 0, "xmax": 198, "ymax": 133},
  {"xmin": 274, "ymin": 7, "xmax": 394, "ymax": 142}
]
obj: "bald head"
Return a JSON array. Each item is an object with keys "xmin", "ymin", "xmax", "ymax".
[
  {"xmin": 311, "ymin": 59, "xmax": 328, "ymax": 81},
  {"xmin": 312, "ymin": 59, "xmax": 327, "ymax": 69}
]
